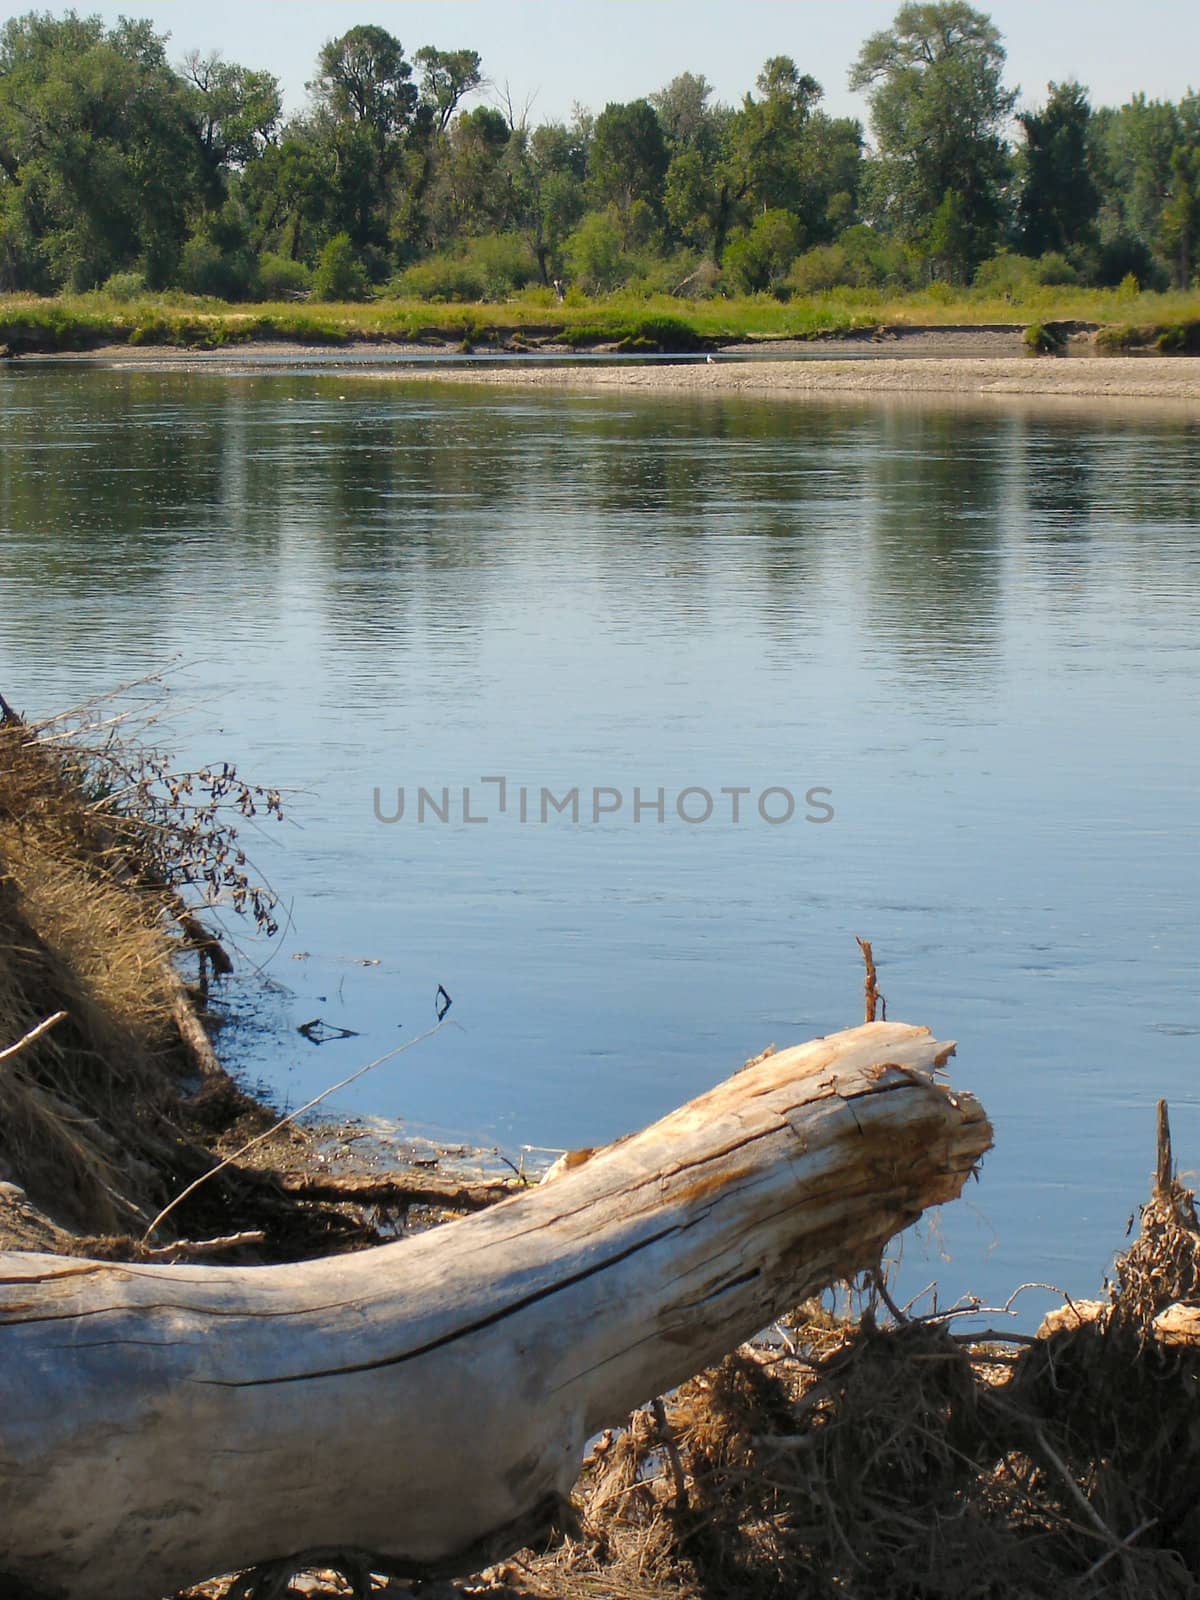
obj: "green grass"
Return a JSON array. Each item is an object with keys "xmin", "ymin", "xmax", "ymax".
[{"xmin": 4, "ymin": 284, "xmax": 1200, "ymax": 356}]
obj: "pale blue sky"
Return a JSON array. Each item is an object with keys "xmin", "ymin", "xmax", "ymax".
[{"xmin": 8, "ymin": 1, "xmax": 1199, "ymax": 129}]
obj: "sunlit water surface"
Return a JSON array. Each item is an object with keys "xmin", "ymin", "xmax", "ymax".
[{"xmin": 2, "ymin": 360, "xmax": 1198, "ymax": 1320}]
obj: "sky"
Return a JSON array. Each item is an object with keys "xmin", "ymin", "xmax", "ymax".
[{"xmin": 6, "ymin": 0, "xmax": 1199, "ymax": 130}]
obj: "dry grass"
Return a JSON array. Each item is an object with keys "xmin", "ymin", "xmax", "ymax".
[{"xmin": 0, "ymin": 717, "xmax": 182, "ymax": 1229}]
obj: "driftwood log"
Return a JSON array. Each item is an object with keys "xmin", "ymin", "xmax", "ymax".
[{"xmin": 0, "ymin": 1022, "xmax": 991, "ymax": 1599}]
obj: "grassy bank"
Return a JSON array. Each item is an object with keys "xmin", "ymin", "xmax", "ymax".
[{"xmin": 4, "ymin": 284, "xmax": 1200, "ymax": 355}]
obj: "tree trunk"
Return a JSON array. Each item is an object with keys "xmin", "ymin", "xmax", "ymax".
[{"xmin": 0, "ymin": 1022, "xmax": 990, "ymax": 1600}]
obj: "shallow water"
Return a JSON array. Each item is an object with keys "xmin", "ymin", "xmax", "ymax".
[{"xmin": 2, "ymin": 361, "xmax": 1198, "ymax": 1319}]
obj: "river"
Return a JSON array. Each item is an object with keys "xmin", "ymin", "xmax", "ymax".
[{"xmin": 2, "ymin": 357, "xmax": 1198, "ymax": 1317}]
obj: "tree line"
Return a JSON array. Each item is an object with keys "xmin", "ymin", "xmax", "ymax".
[{"xmin": 1, "ymin": 2, "xmax": 1197, "ymax": 303}]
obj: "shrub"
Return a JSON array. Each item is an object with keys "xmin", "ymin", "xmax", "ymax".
[
  {"xmin": 99, "ymin": 270, "xmax": 148, "ymax": 303},
  {"xmin": 787, "ymin": 244, "xmax": 853, "ymax": 295},
  {"xmin": 973, "ymin": 252, "xmax": 1037, "ymax": 295},
  {"xmin": 723, "ymin": 210, "xmax": 802, "ymax": 295},
  {"xmin": 178, "ymin": 236, "xmax": 256, "ymax": 301},
  {"xmin": 387, "ymin": 233, "xmax": 538, "ymax": 303},
  {"xmin": 466, "ymin": 233, "xmax": 540, "ymax": 298},
  {"xmin": 787, "ymin": 228, "xmax": 922, "ymax": 296},
  {"xmin": 312, "ymin": 234, "xmax": 369, "ymax": 302},
  {"xmin": 1031, "ymin": 251, "xmax": 1078, "ymax": 286},
  {"xmin": 256, "ymin": 253, "xmax": 311, "ymax": 299},
  {"xmin": 617, "ymin": 314, "xmax": 706, "ymax": 352},
  {"xmin": 564, "ymin": 211, "xmax": 632, "ymax": 294},
  {"xmin": 390, "ymin": 255, "xmax": 486, "ymax": 302}
]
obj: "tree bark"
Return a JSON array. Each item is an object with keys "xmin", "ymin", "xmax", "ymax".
[{"xmin": 0, "ymin": 1021, "xmax": 990, "ymax": 1600}]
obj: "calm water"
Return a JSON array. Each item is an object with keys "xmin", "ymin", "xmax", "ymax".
[{"xmin": 2, "ymin": 359, "xmax": 1198, "ymax": 1319}]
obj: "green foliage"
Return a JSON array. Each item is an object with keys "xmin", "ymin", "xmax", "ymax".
[
  {"xmin": 972, "ymin": 250, "xmax": 1033, "ymax": 294},
  {"xmin": 312, "ymin": 233, "xmax": 369, "ymax": 301},
  {"xmin": 553, "ymin": 311, "xmax": 707, "ymax": 351},
  {"xmin": 178, "ymin": 234, "xmax": 256, "ymax": 300},
  {"xmin": 972, "ymin": 248, "xmax": 1079, "ymax": 298},
  {"xmin": 1096, "ymin": 315, "xmax": 1200, "ymax": 352},
  {"xmin": 99, "ymin": 270, "xmax": 148, "ymax": 303},
  {"xmin": 1017, "ymin": 81, "xmax": 1098, "ymax": 258},
  {"xmin": 312, "ymin": 26, "xmax": 416, "ymax": 143},
  {"xmin": 1155, "ymin": 317, "xmax": 1200, "ymax": 351},
  {"xmin": 788, "ymin": 226, "xmax": 921, "ymax": 294},
  {"xmin": 850, "ymin": 3, "xmax": 1015, "ymax": 269},
  {"xmin": 0, "ymin": 12, "xmax": 202, "ymax": 290},
  {"xmin": 0, "ymin": 12, "xmax": 1198, "ymax": 306},
  {"xmin": 413, "ymin": 46, "xmax": 482, "ymax": 135},
  {"xmin": 255, "ymin": 253, "xmax": 311, "ymax": 299},
  {"xmin": 183, "ymin": 51, "xmax": 281, "ymax": 182},
  {"xmin": 391, "ymin": 233, "xmax": 537, "ymax": 301},
  {"xmin": 589, "ymin": 100, "xmax": 669, "ymax": 226},
  {"xmin": 392, "ymin": 253, "xmax": 484, "ymax": 301},
  {"xmin": 723, "ymin": 209, "xmax": 802, "ymax": 294},
  {"xmin": 565, "ymin": 210, "xmax": 633, "ymax": 293},
  {"xmin": 7, "ymin": 282, "xmax": 1200, "ymax": 362}
]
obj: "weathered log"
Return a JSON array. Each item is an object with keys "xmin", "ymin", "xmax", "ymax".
[{"xmin": 0, "ymin": 1022, "xmax": 990, "ymax": 1599}]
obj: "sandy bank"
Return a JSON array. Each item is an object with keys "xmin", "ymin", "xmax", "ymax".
[{"xmin": 380, "ymin": 354, "xmax": 1200, "ymax": 404}]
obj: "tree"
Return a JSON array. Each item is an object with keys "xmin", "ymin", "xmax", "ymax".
[
  {"xmin": 183, "ymin": 52, "xmax": 281, "ymax": 180},
  {"xmin": 716, "ymin": 59, "xmax": 862, "ymax": 259},
  {"xmin": 311, "ymin": 26, "xmax": 417, "ymax": 147},
  {"xmin": 413, "ymin": 46, "xmax": 482, "ymax": 135},
  {"xmin": 501, "ymin": 120, "xmax": 588, "ymax": 284},
  {"xmin": 0, "ymin": 13, "xmax": 202, "ymax": 288},
  {"xmin": 307, "ymin": 26, "xmax": 419, "ymax": 255},
  {"xmin": 588, "ymin": 101, "xmax": 668, "ymax": 233},
  {"xmin": 723, "ymin": 208, "xmax": 803, "ymax": 293},
  {"xmin": 424, "ymin": 106, "xmax": 512, "ymax": 244},
  {"xmin": 1090, "ymin": 93, "xmax": 1200, "ymax": 285},
  {"xmin": 564, "ymin": 208, "xmax": 629, "ymax": 291},
  {"xmin": 850, "ymin": 2, "xmax": 1016, "ymax": 270},
  {"xmin": 1160, "ymin": 144, "xmax": 1200, "ymax": 287},
  {"xmin": 238, "ymin": 128, "xmax": 333, "ymax": 261},
  {"xmin": 650, "ymin": 72, "xmax": 723, "ymax": 159},
  {"xmin": 1017, "ymin": 81, "xmax": 1099, "ymax": 258},
  {"xmin": 731, "ymin": 56, "xmax": 823, "ymax": 210}
]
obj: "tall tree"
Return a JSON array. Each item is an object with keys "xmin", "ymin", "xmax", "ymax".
[
  {"xmin": 668, "ymin": 59, "xmax": 860, "ymax": 263},
  {"xmin": 1016, "ymin": 81, "xmax": 1098, "ymax": 257},
  {"xmin": 1090, "ymin": 93, "xmax": 1200, "ymax": 284},
  {"xmin": 182, "ymin": 51, "xmax": 281, "ymax": 202},
  {"xmin": 849, "ymin": 2, "xmax": 1016, "ymax": 275},
  {"xmin": 588, "ymin": 100, "xmax": 668, "ymax": 235},
  {"xmin": 0, "ymin": 12, "xmax": 201, "ymax": 289},
  {"xmin": 650, "ymin": 72, "xmax": 723, "ymax": 159},
  {"xmin": 308, "ymin": 26, "xmax": 418, "ymax": 253},
  {"xmin": 310, "ymin": 26, "xmax": 417, "ymax": 147},
  {"xmin": 1160, "ymin": 144, "xmax": 1200, "ymax": 288},
  {"xmin": 502, "ymin": 118, "xmax": 588, "ymax": 284},
  {"xmin": 413, "ymin": 47, "xmax": 482, "ymax": 135}
]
